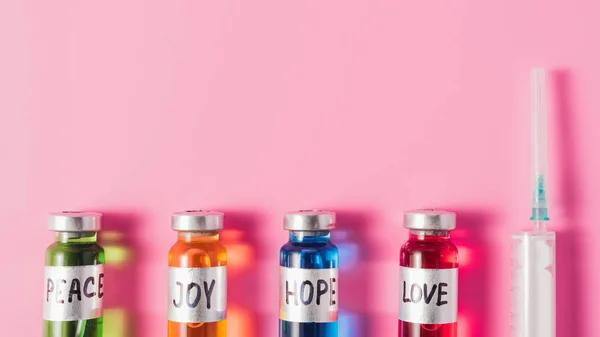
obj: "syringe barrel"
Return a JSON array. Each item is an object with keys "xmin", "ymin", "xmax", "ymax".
[{"xmin": 511, "ymin": 231, "xmax": 556, "ymax": 337}]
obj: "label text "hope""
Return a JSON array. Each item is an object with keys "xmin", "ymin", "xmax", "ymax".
[{"xmin": 285, "ymin": 278, "xmax": 336, "ymax": 307}]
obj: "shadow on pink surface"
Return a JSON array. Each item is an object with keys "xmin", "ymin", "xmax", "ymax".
[
  {"xmin": 333, "ymin": 210, "xmax": 379, "ymax": 337},
  {"xmin": 99, "ymin": 212, "xmax": 144, "ymax": 337},
  {"xmin": 221, "ymin": 209, "xmax": 269, "ymax": 337},
  {"xmin": 453, "ymin": 210, "xmax": 494, "ymax": 337},
  {"xmin": 553, "ymin": 70, "xmax": 584, "ymax": 337}
]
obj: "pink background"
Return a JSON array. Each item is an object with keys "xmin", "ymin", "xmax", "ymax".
[{"xmin": 1, "ymin": 1, "xmax": 598, "ymax": 336}]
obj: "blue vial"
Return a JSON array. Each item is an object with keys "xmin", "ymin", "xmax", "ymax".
[{"xmin": 279, "ymin": 210, "xmax": 339, "ymax": 337}]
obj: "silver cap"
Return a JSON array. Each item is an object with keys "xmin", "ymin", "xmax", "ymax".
[
  {"xmin": 172, "ymin": 210, "xmax": 224, "ymax": 231},
  {"xmin": 48, "ymin": 211, "xmax": 102, "ymax": 232},
  {"xmin": 284, "ymin": 210, "xmax": 336, "ymax": 231},
  {"xmin": 403, "ymin": 209, "xmax": 456, "ymax": 230}
]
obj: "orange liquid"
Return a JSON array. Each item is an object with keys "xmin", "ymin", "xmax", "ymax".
[{"xmin": 168, "ymin": 233, "xmax": 227, "ymax": 337}]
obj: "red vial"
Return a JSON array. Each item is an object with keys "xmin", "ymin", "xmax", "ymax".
[{"xmin": 399, "ymin": 210, "xmax": 458, "ymax": 337}]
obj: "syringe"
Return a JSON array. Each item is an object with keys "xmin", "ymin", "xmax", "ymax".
[{"xmin": 511, "ymin": 68, "xmax": 556, "ymax": 337}]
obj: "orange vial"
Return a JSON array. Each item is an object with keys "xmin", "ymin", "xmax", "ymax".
[{"xmin": 168, "ymin": 210, "xmax": 227, "ymax": 337}]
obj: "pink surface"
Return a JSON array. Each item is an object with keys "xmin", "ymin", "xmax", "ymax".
[{"xmin": 0, "ymin": 1, "xmax": 598, "ymax": 336}]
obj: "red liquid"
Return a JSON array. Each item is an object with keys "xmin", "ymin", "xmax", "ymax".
[{"xmin": 399, "ymin": 232, "xmax": 458, "ymax": 337}]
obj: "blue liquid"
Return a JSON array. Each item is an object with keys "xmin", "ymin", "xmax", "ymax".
[{"xmin": 279, "ymin": 231, "xmax": 339, "ymax": 337}]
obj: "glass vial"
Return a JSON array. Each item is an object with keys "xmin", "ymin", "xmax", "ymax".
[
  {"xmin": 168, "ymin": 210, "xmax": 227, "ymax": 337},
  {"xmin": 279, "ymin": 210, "xmax": 339, "ymax": 337},
  {"xmin": 43, "ymin": 211, "xmax": 105, "ymax": 337},
  {"xmin": 399, "ymin": 210, "xmax": 458, "ymax": 337}
]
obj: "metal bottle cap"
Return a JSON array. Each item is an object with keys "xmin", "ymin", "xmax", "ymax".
[
  {"xmin": 284, "ymin": 210, "xmax": 336, "ymax": 231},
  {"xmin": 48, "ymin": 211, "xmax": 103, "ymax": 232},
  {"xmin": 172, "ymin": 210, "xmax": 224, "ymax": 231},
  {"xmin": 403, "ymin": 209, "xmax": 456, "ymax": 230}
]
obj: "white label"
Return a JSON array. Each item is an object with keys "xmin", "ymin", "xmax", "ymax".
[
  {"xmin": 43, "ymin": 265, "xmax": 105, "ymax": 321},
  {"xmin": 279, "ymin": 267, "xmax": 338, "ymax": 323},
  {"xmin": 168, "ymin": 266, "xmax": 227, "ymax": 323},
  {"xmin": 399, "ymin": 266, "xmax": 458, "ymax": 324}
]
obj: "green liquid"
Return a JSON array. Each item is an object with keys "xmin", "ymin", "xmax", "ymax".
[{"xmin": 44, "ymin": 237, "xmax": 105, "ymax": 337}]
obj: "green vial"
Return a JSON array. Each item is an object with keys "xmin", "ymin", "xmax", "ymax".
[{"xmin": 43, "ymin": 211, "xmax": 105, "ymax": 337}]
